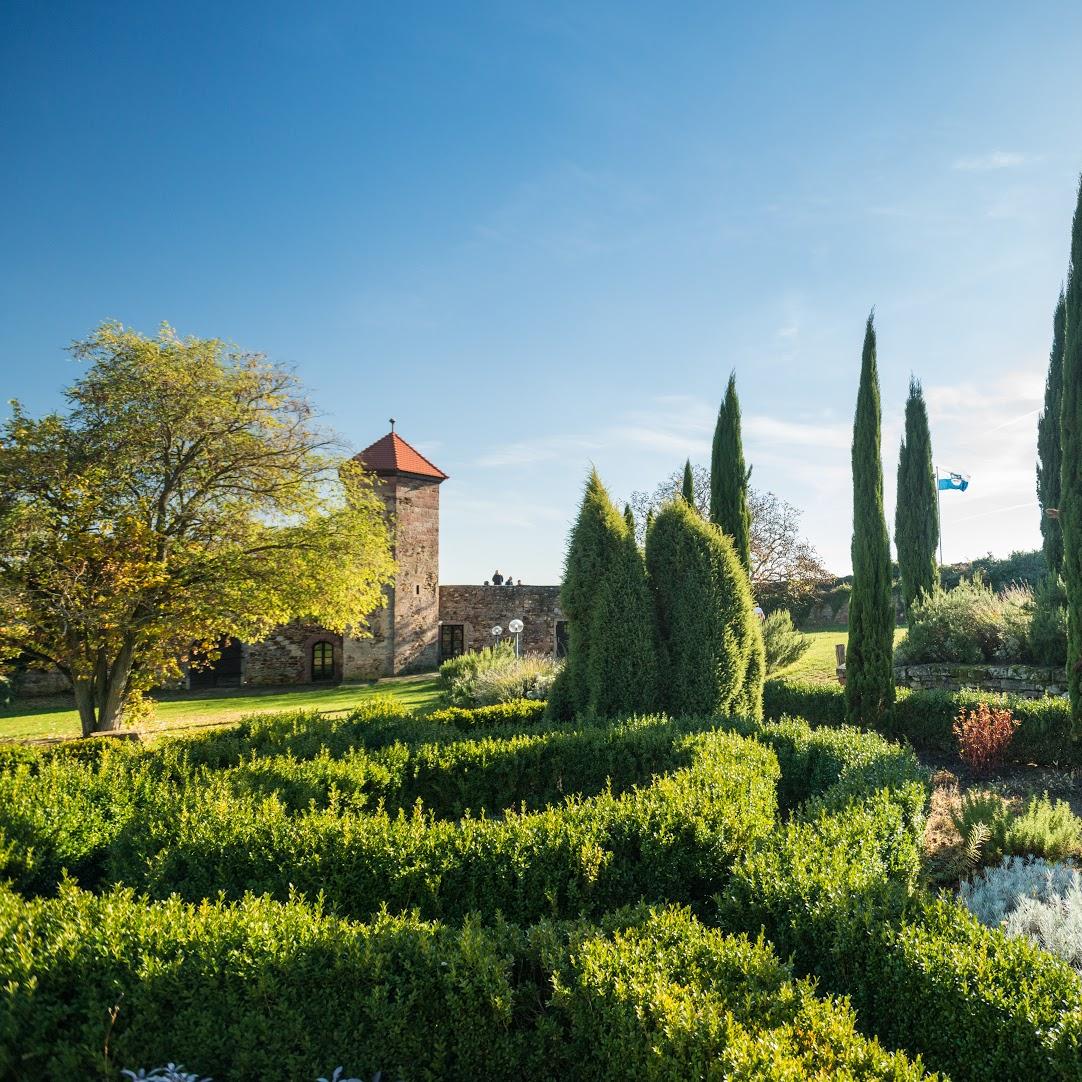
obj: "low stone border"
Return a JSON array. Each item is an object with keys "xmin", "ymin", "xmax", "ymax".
[{"xmin": 894, "ymin": 662, "xmax": 1067, "ymax": 698}]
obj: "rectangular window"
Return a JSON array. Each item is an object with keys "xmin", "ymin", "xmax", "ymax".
[
  {"xmin": 555, "ymin": 621, "xmax": 569, "ymax": 659},
  {"xmin": 440, "ymin": 623, "xmax": 465, "ymax": 661}
]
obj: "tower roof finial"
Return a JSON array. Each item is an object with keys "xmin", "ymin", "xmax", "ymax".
[{"xmin": 389, "ymin": 417, "xmax": 396, "ymax": 432}]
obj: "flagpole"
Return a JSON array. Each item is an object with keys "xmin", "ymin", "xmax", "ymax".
[{"xmin": 935, "ymin": 466, "xmax": 944, "ymax": 566}]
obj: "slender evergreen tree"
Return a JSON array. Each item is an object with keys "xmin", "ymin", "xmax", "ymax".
[
  {"xmin": 1061, "ymin": 179, "xmax": 1082, "ymax": 737},
  {"xmin": 646, "ymin": 499, "xmax": 764, "ymax": 719},
  {"xmin": 845, "ymin": 313, "xmax": 895, "ymax": 729},
  {"xmin": 682, "ymin": 459, "xmax": 695, "ymax": 505},
  {"xmin": 894, "ymin": 377, "xmax": 938, "ymax": 614},
  {"xmin": 586, "ymin": 527, "xmax": 660, "ymax": 718},
  {"xmin": 1038, "ymin": 290, "xmax": 1067, "ymax": 575},
  {"xmin": 709, "ymin": 372, "xmax": 752, "ymax": 573},
  {"xmin": 623, "ymin": 502, "xmax": 636, "ymax": 532},
  {"xmin": 546, "ymin": 469, "xmax": 626, "ymax": 719}
]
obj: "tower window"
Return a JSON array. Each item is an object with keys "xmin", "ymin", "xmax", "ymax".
[
  {"xmin": 311, "ymin": 641, "xmax": 335, "ymax": 682},
  {"xmin": 416, "ymin": 584, "xmax": 421, "ymax": 595}
]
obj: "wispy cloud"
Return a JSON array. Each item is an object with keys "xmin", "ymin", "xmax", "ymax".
[
  {"xmin": 472, "ymin": 394, "xmax": 713, "ymax": 469},
  {"xmin": 474, "ymin": 434, "xmax": 601, "ymax": 468},
  {"xmin": 951, "ymin": 151, "xmax": 1027, "ymax": 172},
  {"xmin": 744, "ymin": 415, "xmax": 850, "ymax": 450},
  {"xmin": 920, "ymin": 373, "xmax": 1043, "ymax": 527}
]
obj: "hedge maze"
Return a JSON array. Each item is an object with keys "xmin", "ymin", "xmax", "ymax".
[{"xmin": 1, "ymin": 696, "xmax": 1080, "ymax": 1079}]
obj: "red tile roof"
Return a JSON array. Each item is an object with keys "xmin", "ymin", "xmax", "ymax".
[{"xmin": 355, "ymin": 430, "xmax": 448, "ymax": 480}]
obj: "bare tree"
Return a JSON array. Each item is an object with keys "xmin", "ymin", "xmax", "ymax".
[{"xmin": 628, "ymin": 466, "xmax": 830, "ymax": 588}]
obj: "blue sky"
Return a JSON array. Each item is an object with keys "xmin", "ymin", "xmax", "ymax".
[{"xmin": 3, "ymin": 2, "xmax": 1081, "ymax": 583}]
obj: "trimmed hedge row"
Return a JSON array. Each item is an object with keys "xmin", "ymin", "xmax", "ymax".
[
  {"xmin": 0, "ymin": 713, "xmax": 746, "ymax": 872},
  {"xmin": 0, "ymin": 730, "xmax": 779, "ymax": 925},
  {"xmin": 219, "ymin": 714, "xmax": 718, "ymax": 818},
  {"xmin": 718, "ymin": 769, "xmax": 1082, "ymax": 1080},
  {"xmin": 425, "ymin": 698, "xmax": 548, "ymax": 728},
  {"xmin": 0, "ymin": 887, "xmax": 935, "ymax": 1081},
  {"xmin": 763, "ymin": 677, "xmax": 1078, "ymax": 764},
  {"xmin": 723, "ymin": 714, "xmax": 927, "ymax": 820}
]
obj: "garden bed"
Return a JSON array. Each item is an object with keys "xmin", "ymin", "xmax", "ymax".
[{"xmin": 2, "ymin": 697, "xmax": 1081, "ymax": 1079}]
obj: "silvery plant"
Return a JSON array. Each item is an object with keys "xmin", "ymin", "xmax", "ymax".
[
  {"xmin": 960, "ymin": 856, "xmax": 1082, "ymax": 972},
  {"xmin": 122, "ymin": 1068, "xmax": 210, "ymax": 1082},
  {"xmin": 123, "ymin": 1069, "xmax": 384, "ymax": 1082}
]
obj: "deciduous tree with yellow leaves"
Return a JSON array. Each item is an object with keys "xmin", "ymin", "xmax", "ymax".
[{"xmin": 0, "ymin": 323, "xmax": 395, "ymax": 735}]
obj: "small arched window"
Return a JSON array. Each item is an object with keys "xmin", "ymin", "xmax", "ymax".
[{"xmin": 311, "ymin": 640, "xmax": 335, "ymax": 682}]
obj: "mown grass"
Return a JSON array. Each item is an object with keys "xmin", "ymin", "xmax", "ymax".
[
  {"xmin": 773, "ymin": 626, "xmax": 907, "ymax": 684},
  {"xmin": 1, "ymin": 625, "xmax": 903, "ymax": 742},
  {"xmin": 0, "ymin": 675, "xmax": 443, "ymax": 743}
]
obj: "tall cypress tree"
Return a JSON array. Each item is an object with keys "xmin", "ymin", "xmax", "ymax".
[
  {"xmin": 1038, "ymin": 290, "xmax": 1067, "ymax": 575},
  {"xmin": 710, "ymin": 372, "xmax": 752, "ymax": 574},
  {"xmin": 846, "ymin": 313, "xmax": 895, "ymax": 729},
  {"xmin": 646, "ymin": 499, "xmax": 764, "ymax": 720},
  {"xmin": 623, "ymin": 502, "xmax": 636, "ymax": 532},
  {"xmin": 894, "ymin": 377, "xmax": 938, "ymax": 614},
  {"xmin": 682, "ymin": 459, "xmax": 695, "ymax": 505},
  {"xmin": 586, "ymin": 526, "xmax": 660, "ymax": 718},
  {"xmin": 546, "ymin": 469, "xmax": 626, "ymax": 719},
  {"xmin": 1061, "ymin": 179, "xmax": 1082, "ymax": 737}
]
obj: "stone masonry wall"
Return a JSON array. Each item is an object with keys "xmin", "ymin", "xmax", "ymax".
[
  {"xmin": 244, "ymin": 624, "xmax": 344, "ymax": 686},
  {"xmin": 894, "ymin": 662, "xmax": 1067, "ymax": 699},
  {"xmin": 343, "ymin": 597, "xmax": 393, "ymax": 681},
  {"xmin": 389, "ymin": 476, "xmax": 441, "ymax": 674},
  {"xmin": 11, "ymin": 668, "xmax": 72, "ymax": 699},
  {"xmin": 438, "ymin": 585, "xmax": 564, "ymax": 657}
]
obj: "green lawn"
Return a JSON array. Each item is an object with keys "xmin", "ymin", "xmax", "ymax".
[
  {"xmin": 0, "ymin": 675, "xmax": 443, "ymax": 744},
  {"xmin": 1, "ymin": 626, "xmax": 901, "ymax": 742},
  {"xmin": 774, "ymin": 626, "xmax": 907, "ymax": 683}
]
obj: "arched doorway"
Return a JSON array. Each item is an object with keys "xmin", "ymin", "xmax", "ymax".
[{"xmin": 311, "ymin": 640, "xmax": 336, "ymax": 682}]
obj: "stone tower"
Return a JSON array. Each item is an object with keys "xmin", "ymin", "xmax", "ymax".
[{"xmin": 342, "ymin": 424, "xmax": 448, "ymax": 679}]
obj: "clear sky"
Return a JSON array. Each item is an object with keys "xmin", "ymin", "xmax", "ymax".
[{"xmin": 4, "ymin": 2, "xmax": 1082, "ymax": 584}]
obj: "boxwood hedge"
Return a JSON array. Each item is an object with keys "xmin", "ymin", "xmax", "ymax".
[
  {"xmin": 425, "ymin": 698, "xmax": 548, "ymax": 729},
  {"xmin": 2, "ymin": 693, "xmax": 1079, "ymax": 1079},
  {"xmin": 0, "ymin": 728, "xmax": 778, "ymax": 925},
  {"xmin": 717, "ymin": 757, "xmax": 1082, "ymax": 1080},
  {"xmin": 763, "ymin": 677, "xmax": 1077, "ymax": 765},
  {"xmin": 0, "ymin": 888, "xmax": 935, "ymax": 1081}
]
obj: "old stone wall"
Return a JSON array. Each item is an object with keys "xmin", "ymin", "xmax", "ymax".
[
  {"xmin": 804, "ymin": 598, "xmax": 850, "ymax": 626},
  {"xmin": 894, "ymin": 662, "xmax": 1067, "ymax": 699},
  {"xmin": 343, "ymin": 599, "xmax": 393, "ymax": 681},
  {"xmin": 244, "ymin": 624, "xmax": 344, "ymax": 686},
  {"xmin": 438, "ymin": 584, "xmax": 564, "ymax": 657},
  {"xmin": 11, "ymin": 668, "xmax": 72, "ymax": 699}
]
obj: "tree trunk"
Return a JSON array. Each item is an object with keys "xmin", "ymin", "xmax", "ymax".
[
  {"xmin": 72, "ymin": 643, "xmax": 136, "ymax": 735},
  {"xmin": 73, "ymin": 679, "xmax": 99, "ymax": 738},
  {"xmin": 97, "ymin": 644, "xmax": 136, "ymax": 731}
]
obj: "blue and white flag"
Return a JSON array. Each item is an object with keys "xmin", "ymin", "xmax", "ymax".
[{"xmin": 937, "ymin": 471, "xmax": 970, "ymax": 492}]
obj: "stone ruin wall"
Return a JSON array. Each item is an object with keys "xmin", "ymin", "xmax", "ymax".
[
  {"xmin": 894, "ymin": 662, "xmax": 1067, "ymax": 699},
  {"xmin": 437, "ymin": 584, "xmax": 564, "ymax": 657},
  {"xmin": 243, "ymin": 623, "xmax": 344, "ymax": 686}
]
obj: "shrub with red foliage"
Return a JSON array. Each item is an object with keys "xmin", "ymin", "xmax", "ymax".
[{"xmin": 952, "ymin": 702, "xmax": 1019, "ymax": 774}]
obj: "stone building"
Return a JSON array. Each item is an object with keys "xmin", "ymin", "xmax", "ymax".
[
  {"xmin": 230, "ymin": 426, "xmax": 565, "ymax": 687},
  {"xmin": 12, "ymin": 425, "xmax": 566, "ymax": 698}
]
